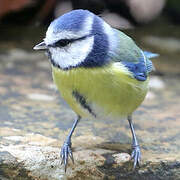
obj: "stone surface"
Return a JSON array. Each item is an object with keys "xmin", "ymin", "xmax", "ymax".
[{"xmin": 0, "ymin": 25, "xmax": 180, "ymax": 179}]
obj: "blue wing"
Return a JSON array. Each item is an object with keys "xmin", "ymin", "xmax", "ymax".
[
  {"xmin": 121, "ymin": 51, "xmax": 157, "ymax": 81},
  {"xmin": 110, "ymin": 29, "xmax": 158, "ymax": 81}
]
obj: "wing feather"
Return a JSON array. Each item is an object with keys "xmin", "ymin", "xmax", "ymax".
[{"xmin": 109, "ymin": 29, "xmax": 157, "ymax": 81}]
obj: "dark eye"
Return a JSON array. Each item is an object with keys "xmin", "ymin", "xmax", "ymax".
[{"xmin": 55, "ymin": 39, "xmax": 71, "ymax": 47}]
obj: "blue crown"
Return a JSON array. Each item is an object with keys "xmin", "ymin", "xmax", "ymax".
[{"xmin": 50, "ymin": 9, "xmax": 93, "ymax": 32}]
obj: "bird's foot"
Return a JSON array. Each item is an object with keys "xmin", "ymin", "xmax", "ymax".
[
  {"xmin": 60, "ymin": 140, "xmax": 74, "ymax": 172},
  {"xmin": 131, "ymin": 145, "xmax": 141, "ymax": 169}
]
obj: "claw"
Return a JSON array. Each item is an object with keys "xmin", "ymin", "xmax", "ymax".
[
  {"xmin": 60, "ymin": 141, "xmax": 74, "ymax": 172},
  {"xmin": 60, "ymin": 156, "xmax": 63, "ymax": 165},
  {"xmin": 60, "ymin": 116, "xmax": 80, "ymax": 172},
  {"xmin": 64, "ymin": 149, "xmax": 68, "ymax": 164},
  {"xmin": 68, "ymin": 147, "xmax": 74, "ymax": 163},
  {"xmin": 131, "ymin": 145, "xmax": 141, "ymax": 169},
  {"xmin": 128, "ymin": 115, "xmax": 141, "ymax": 170},
  {"xmin": 131, "ymin": 150, "xmax": 135, "ymax": 159}
]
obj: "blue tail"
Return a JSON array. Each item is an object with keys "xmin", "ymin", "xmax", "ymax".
[{"xmin": 143, "ymin": 51, "xmax": 159, "ymax": 59}]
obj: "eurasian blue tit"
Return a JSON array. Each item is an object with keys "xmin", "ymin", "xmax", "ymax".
[{"xmin": 34, "ymin": 9, "xmax": 158, "ymax": 171}]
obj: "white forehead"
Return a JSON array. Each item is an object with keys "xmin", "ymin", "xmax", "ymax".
[{"xmin": 44, "ymin": 15, "xmax": 94, "ymax": 45}]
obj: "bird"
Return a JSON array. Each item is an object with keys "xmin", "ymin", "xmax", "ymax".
[{"xmin": 33, "ymin": 9, "xmax": 158, "ymax": 172}]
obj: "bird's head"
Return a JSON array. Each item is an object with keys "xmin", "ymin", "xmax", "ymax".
[{"xmin": 34, "ymin": 9, "xmax": 116, "ymax": 70}]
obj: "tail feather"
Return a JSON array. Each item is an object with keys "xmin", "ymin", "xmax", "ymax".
[
  {"xmin": 142, "ymin": 51, "xmax": 157, "ymax": 73},
  {"xmin": 143, "ymin": 51, "xmax": 159, "ymax": 59},
  {"xmin": 146, "ymin": 59, "xmax": 155, "ymax": 72}
]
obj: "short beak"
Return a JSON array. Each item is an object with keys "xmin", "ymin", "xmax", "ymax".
[{"xmin": 33, "ymin": 41, "xmax": 47, "ymax": 50}]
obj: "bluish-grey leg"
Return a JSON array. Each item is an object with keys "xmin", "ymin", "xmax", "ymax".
[
  {"xmin": 128, "ymin": 115, "xmax": 141, "ymax": 169},
  {"xmin": 60, "ymin": 115, "xmax": 81, "ymax": 172}
]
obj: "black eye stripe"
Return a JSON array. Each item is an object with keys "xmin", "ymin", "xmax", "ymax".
[
  {"xmin": 49, "ymin": 34, "xmax": 93, "ymax": 48},
  {"xmin": 54, "ymin": 39, "xmax": 72, "ymax": 47}
]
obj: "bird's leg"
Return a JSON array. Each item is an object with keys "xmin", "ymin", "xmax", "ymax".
[
  {"xmin": 60, "ymin": 115, "xmax": 81, "ymax": 172},
  {"xmin": 128, "ymin": 115, "xmax": 141, "ymax": 169}
]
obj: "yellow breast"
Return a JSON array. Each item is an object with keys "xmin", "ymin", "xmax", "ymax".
[{"xmin": 52, "ymin": 63, "xmax": 149, "ymax": 118}]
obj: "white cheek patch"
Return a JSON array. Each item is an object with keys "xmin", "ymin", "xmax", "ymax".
[{"xmin": 50, "ymin": 36, "xmax": 94, "ymax": 69}]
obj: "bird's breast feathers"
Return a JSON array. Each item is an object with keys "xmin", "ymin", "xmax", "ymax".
[{"xmin": 52, "ymin": 62, "xmax": 149, "ymax": 118}]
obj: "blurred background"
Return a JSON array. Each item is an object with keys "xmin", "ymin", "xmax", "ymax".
[
  {"xmin": 1, "ymin": 0, "xmax": 180, "ymax": 69},
  {"xmin": 0, "ymin": 0, "xmax": 180, "ymax": 165},
  {"xmin": 0, "ymin": 0, "xmax": 180, "ymax": 73}
]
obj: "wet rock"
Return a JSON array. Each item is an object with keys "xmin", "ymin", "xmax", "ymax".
[
  {"xmin": 3, "ymin": 133, "xmax": 57, "ymax": 146},
  {"xmin": 0, "ymin": 143, "xmax": 128, "ymax": 179},
  {"xmin": 0, "ymin": 46, "xmax": 180, "ymax": 179},
  {"xmin": 0, "ymin": 144, "xmax": 64, "ymax": 180},
  {"xmin": 2, "ymin": 143, "xmax": 180, "ymax": 180},
  {"xmin": 113, "ymin": 153, "xmax": 130, "ymax": 164}
]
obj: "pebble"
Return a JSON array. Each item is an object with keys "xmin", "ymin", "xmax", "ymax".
[
  {"xmin": 113, "ymin": 153, "xmax": 130, "ymax": 163},
  {"xmin": 27, "ymin": 93, "xmax": 55, "ymax": 101}
]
